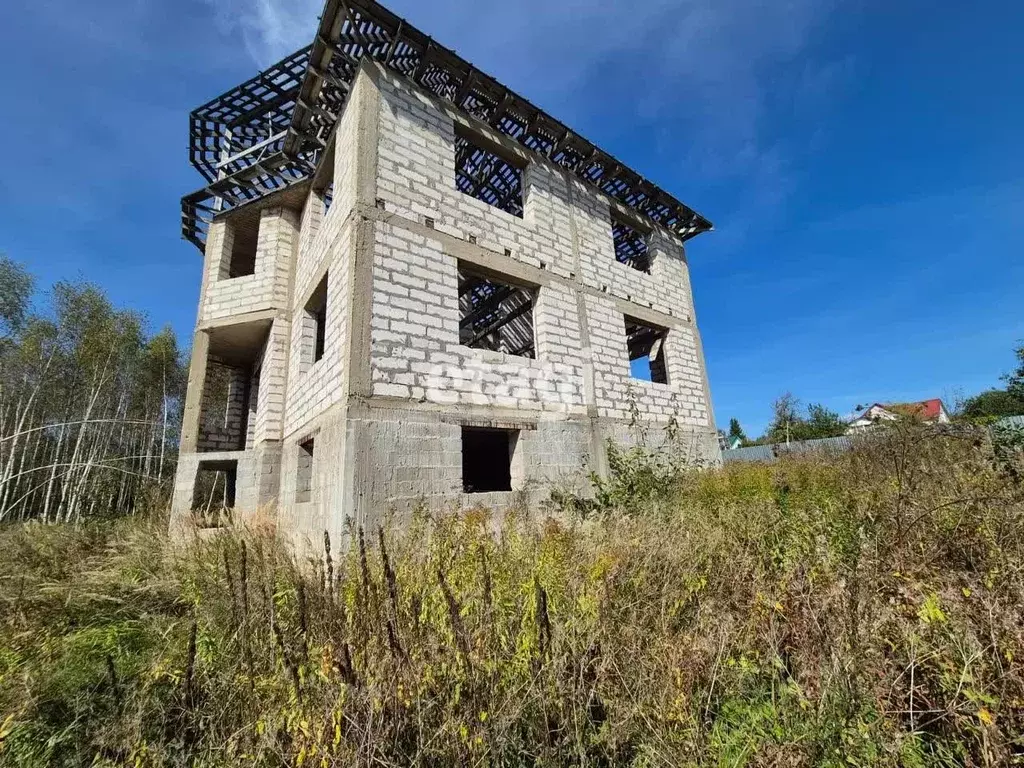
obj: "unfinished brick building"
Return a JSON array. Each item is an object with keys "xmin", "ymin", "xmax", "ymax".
[{"xmin": 172, "ymin": 0, "xmax": 718, "ymax": 550}]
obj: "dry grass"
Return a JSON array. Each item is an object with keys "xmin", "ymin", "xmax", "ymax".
[{"xmin": 1, "ymin": 424, "xmax": 1023, "ymax": 767}]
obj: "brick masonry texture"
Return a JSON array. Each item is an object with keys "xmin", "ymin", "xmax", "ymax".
[{"xmin": 171, "ymin": 63, "xmax": 718, "ymax": 553}]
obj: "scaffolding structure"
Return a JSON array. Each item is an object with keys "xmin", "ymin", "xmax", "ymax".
[{"xmin": 181, "ymin": 0, "xmax": 714, "ymax": 250}]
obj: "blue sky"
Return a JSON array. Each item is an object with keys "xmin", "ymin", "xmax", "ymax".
[{"xmin": 1, "ymin": 0, "xmax": 1021, "ymax": 436}]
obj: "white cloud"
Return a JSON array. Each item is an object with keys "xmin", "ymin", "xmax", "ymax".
[{"xmin": 203, "ymin": 0, "xmax": 320, "ymax": 65}]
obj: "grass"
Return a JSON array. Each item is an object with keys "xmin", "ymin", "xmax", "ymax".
[{"xmin": 1, "ymin": 423, "xmax": 1023, "ymax": 766}]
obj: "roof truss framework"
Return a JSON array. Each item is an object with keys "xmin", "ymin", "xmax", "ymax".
[
  {"xmin": 454, "ymin": 134, "xmax": 524, "ymax": 218},
  {"xmin": 458, "ymin": 267, "xmax": 535, "ymax": 358},
  {"xmin": 181, "ymin": 0, "xmax": 713, "ymax": 249},
  {"xmin": 612, "ymin": 220, "xmax": 651, "ymax": 273},
  {"xmin": 624, "ymin": 316, "xmax": 668, "ymax": 383}
]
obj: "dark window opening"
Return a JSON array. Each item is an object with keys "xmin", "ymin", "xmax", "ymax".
[
  {"xmin": 462, "ymin": 427, "xmax": 518, "ymax": 493},
  {"xmin": 227, "ymin": 223, "xmax": 258, "ymax": 278},
  {"xmin": 625, "ymin": 316, "xmax": 668, "ymax": 384},
  {"xmin": 192, "ymin": 460, "xmax": 237, "ymax": 528},
  {"xmin": 612, "ymin": 219, "xmax": 651, "ymax": 273},
  {"xmin": 458, "ymin": 264, "xmax": 535, "ymax": 358},
  {"xmin": 296, "ymin": 438, "xmax": 314, "ymax": 503},
  {"xmin": 454, "ymin": 131, "xmax": 524, "ymax": 217},
  {"xmin": 305, "ymin": 274, "xmax": 328, "ymax": 365},
  {"xmin": 321, "ymin": 181, "xmax": 334, "ymax": 213}
]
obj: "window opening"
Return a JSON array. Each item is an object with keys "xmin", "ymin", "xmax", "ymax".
[
  {"xmin": 305, "ymin": 274, "xmax": 328, "ymax": 365},
  {"xmin": 454, "ymin": 131, "xmax": 524, "ymax": 217},
  {"xmin": 625, "ymin": 316, "xmax": 668, "ymax": 384},
  {"xmin": 458, "ymin": 264, "xmax": 535, "ymax": 358},
  {"xmin": 461, "ymin": 427, "xmax": 518, "ymax": 493},
  {"xmin": 321, "ymin": 181, "xmax": 334, "ymax": 214},
  {"xmin": 198, "ymin": 360, "xmax": 251, "ymax": 452},
  {"xmin": 612, "ymin": 219, "xmax": 651, "ymax": 273},
  {"xmin": 296, "ymin": 438, "xmax": 315, "ymax": 503},
  {"xmin": 226, "ymin": 223, "xmax": 258, "ymax": 278},
  {"xmin": 192, "ymin": 460, "xmax": 237, "ymax": 527}
]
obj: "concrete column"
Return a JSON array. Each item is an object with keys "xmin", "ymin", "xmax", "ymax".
[
  {"xmin": 179, "ymin": 329, "xmax": 210, "ymax": 453},
  {"xmin": 346, "ymin": 65, "xmax": 382, "ymax": 399}
]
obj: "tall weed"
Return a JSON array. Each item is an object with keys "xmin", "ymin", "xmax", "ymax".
[{"xmin": 1, "ymin": 423, "xmax": 1022, "ymax": 766}]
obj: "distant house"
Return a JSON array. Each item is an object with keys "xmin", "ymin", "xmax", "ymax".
[
  {"xmin": 848, "ymin": 398, "xmax": 950, "ymax": 432},
  {"xmin": 717, "ymin": 432, "xmax": 744, "ymax": 451}
]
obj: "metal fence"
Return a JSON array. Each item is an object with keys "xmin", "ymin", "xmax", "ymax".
[
  {"xmin": 723, "ymin": 416, "xmax": 1024, "ymax": 464},
  {"xmin": 722, "ymin": 435, "xmax": 854, "ymax": 464}
]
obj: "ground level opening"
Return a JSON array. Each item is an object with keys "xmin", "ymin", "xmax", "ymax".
[
  {"xmin": 461, "ymin": 427, "xmax": 519, "ymax": 493},
  {"xmin": 191, "ymin": 459, "xmax": 237, "ymax": 528}
]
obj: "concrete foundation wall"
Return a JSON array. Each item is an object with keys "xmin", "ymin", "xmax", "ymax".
[{"xmin": 171, "ymin": 61, "xmax": 718, "ymax": 550}]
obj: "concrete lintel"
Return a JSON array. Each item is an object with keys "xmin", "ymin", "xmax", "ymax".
[
  {"xmin": 190, "ymin": 449, "xmax": 248, "ymax": 462},
  {"xmin": 440, "ymin": 235, "xmax": 552, "ymax": 289},
  {"xmin": 610, "ymin": 297, "xmax": 686, "ymax": 330},
  {"xmin": 346, "ymin": 394, "xmax": 583, "ymax": 424},
  {"xmin": 210, "ymin": 180, "xmax": 311, "ymax": 227},
  {"xmin": 443, "ymin": 415, "xmax": 538, "ymax": 431},
  {"xmin": 199, "ymin": 308, "xmax": 279, "ymax": 332},
  {"xmin": 367, "ymin": 203, "xmax": 694, "ymax": 330}
]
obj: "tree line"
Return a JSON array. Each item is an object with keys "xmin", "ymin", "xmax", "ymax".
[
  {"xmin": 958, "ymin": 345, "xmax": 1024, "ymax": 421},
  {"xmin": 0, "ymin": 256, "xmax": 186, "ymax": 523},
  {"xmin": 726, "ymin": 343, "xmax": 1024, "ymax": 448},
  {"xmin": 726, "ymin": 394, "xmax": 848, "ymax": 448}
]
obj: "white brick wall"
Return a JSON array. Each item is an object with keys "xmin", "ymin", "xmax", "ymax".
[
  {"xmin": 252, "ymin": 319, "xmax": 290, "ymax": 444},
  {"xmin": 284, "ymin": 226, "xmax": 351, "ymax": 436},
  {"xmin": 174, "ymin": 63, "xmax": 717, "ymax": 534},
  {"xmin": 585, "ymin": 294, "xmax": 708, "ymax": 425},
  {"xmin": 372, "ymin": 68, "xmax": 710, "ymax": 427},
  {"xmin": 201, "ymin": 208, "xmax": 297, "ymax": 323},
  {"xmin": 196, "ymin": 362, "xmax": 247, "ymax": 451},
  {"xmin": 377, "ymin": 73, "xmax": 576, "ymax": 276},
  {"xmin": 281, "ymin": 72, "xmax": 371, "ymax": 439},
  {"xmin": 368, "ymin": 222, "xmax": 588, "ymax": 414},
  {"xmin": 375, "ymin": 69, "xmax": 695, "ymax": 319}
]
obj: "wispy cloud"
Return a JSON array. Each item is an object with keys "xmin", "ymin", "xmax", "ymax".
[{"xmin": 203, "ymin": 0, "xmax": 321, "ymax": 65}]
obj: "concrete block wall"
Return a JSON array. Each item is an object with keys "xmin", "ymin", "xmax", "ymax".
[
  {"xmin": 196, "ymin": 362, "xmax": 247, "ymax": 451},
  {"xmin": 376, "ymin": 70, "xmax": 577, "ymax": 276},
  {"xmin": 572, "ymin": 177, "xmax": 694, "ymax": 322},
  {"xmin": 281, "ymin": 73, "xmax": 374, "ymax": 440},
  {"xmin": 371, "ymin": 65, "xmax": 711, "ymax": 426},
  {"xmin": 277, "ymin": 408, "xmax": 351, "ymax": 556},
  {"xmin": 340, "ymin": 406, "xmax": 593, "ymax": 525},
  {"xmin": 170, "ymin": 444, "xmax": 281, "ymax": 529},
  {"xmin": 251, "ymin": 319, "xmax": 290, "ymax": 445},
  {"xmin": 173, "ymin": 60, "xmax": 718, "ymax": 544},
  {"xmin": 368, "ymin": 221, "xmax": 587, "ymax": 414},
  {"xmin": 200, "ymin": 208, "xmax": 296, "ymax": 323},
  {"xmin": 284, "ymin": 217, "xmax": 353, "ymax": 436},
  {"xmin": 584, "ymin": 294, "xmax": 708, "ymax": 426}
]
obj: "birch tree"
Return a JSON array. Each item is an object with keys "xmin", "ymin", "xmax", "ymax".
[{"xmin": 0, "ymin": 255, "xmax": 186, "ymax": 522}]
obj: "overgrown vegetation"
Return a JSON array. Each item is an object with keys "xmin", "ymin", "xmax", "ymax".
[
  {"xmin": 0, "ymin": 256, "xmax": 185, "ymax": 523},
  {"xmin": 1, "ymin": 423, "xmax": 1022, "ymax": 766}
]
